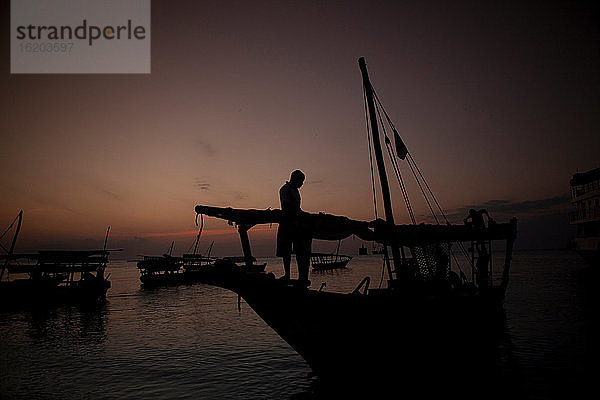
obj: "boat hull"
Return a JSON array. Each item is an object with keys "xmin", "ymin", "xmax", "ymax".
[
  {"xmin": 198, "ymin": 265, "xmax": 507, "ymax": 386},
  {"xmin": 311, "ymin": 260, "xmax": 350, "ymax": 271}
]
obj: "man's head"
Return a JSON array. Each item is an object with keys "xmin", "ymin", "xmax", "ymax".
[{"xmin": 290, "ymin": 170, "xmax": 305, "ymax": 188}]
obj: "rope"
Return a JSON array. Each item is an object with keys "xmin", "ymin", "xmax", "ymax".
[
  {"xmin": 407, "ymin": 153, "xmax": 450, "ymax": 224},
  {"xmin": 378, "ymin": 255, "xmax": 387, "ymax": 289},
  {"xmin": 375, "ymin": 99, "xmax": 416, "ymax": 224},
  {"xmin": 0, "ymin": 213, "xmax": 20, "ymax": 242},
  {"xmin": 370, "ymin": 84, "xmax": 475, "ymax": 274},
  {"xmin": 405, "ymin": 155, "xmax": 440, "ymax": 224},
  {"xmin": 189, "ymin": 213, "xmax": 204, "ymax": 254}
]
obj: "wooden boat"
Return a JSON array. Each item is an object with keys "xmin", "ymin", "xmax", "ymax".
[
  {"xmin": 182, "ymin": 253, "xmax": 217, "ymax": 280},
  {"xmin": 310, "ymin": 241, "xmax": 352, "ymax": 271},
  {"xmin": 1, "ymin": 212, "xmax": 113, "ymax": 305},
  {"xmin": 135, "ymin": 241, "xmax": 185, "ymax": 287},
  {"xmin": 311, "ymin": 241, "xmax": 352, "ymax": 270},
  {"xmin": 137, "ymin": 255, "xmax": 184, "ymax": 287},
  {"xmin": 191, "ymin": 58, "xmax": 518, "ymax": 387},
  {"xmin": 310, "ymin": 253, "xmax": 352, "ymax": 271}
]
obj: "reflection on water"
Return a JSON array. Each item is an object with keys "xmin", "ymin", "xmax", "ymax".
[{"xmin": 0, "ymin": 252, "xmax": 597, "ymax": 399}]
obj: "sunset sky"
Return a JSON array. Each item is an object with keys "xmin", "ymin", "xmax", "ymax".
[{"xmin": 1, "ymin": 1, "xmax": 598, "ymax": 257}]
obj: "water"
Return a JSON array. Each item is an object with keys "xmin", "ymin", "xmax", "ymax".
[{"xmin": 0, "ymin": 251, "xmax": 597, "ymax": 399}]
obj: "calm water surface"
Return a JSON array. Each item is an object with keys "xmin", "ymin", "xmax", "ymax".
[{"xmin": 1, "ymin": 250, "xmax": 597, "ymax": 399}]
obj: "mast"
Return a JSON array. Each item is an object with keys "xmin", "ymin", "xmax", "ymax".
[
  {"xmin": 1, "ymin": 210, "xmax": 23, "ymax": 281},
  {"xmin": 358, "ymin": 57, "xmax": 403, "ymax": 277}
]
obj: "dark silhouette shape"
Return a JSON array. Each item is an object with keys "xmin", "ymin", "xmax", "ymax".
[
  {"xmin": 191, "ymin": 58, "xmax": 519, "ymax": 388},
  {"xmin": 276, "ymin": 170, "xmax": 311, "ymax": 285},
  {"xmin": 476, "ymin": 242, "xmax": 490, "ymax": 290},
  {"xmin": 464, "ymin": 208, "xmax": 491, "ymax": 229},
  {"xmin": 1, "ymin": 216, "xmax": 113, "ymax": 308},
  {"xmin": 569, "ymin": 167, "xmax": 600, "ymax": 267}
]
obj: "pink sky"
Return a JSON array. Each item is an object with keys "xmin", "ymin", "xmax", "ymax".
[{"xmin": 1, "ymin": 1, "xmax": 598, "ymax": 257}]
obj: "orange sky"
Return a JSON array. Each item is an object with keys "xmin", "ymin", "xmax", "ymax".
[{"xmin": 1, "ymin": 1, "xmax": 598, "ymax": 256}]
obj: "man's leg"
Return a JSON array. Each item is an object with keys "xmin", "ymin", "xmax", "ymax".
[
  {"xmin": 282, "ymin": 253, "xmax": 291, "ymax": 279},
  {"xmin": 295, "ymin": 237, "xmax": 312, "ymax": 286},
  {"xmin": 297, "ymin": 253, "xmax": 309, "ymax": 283}
]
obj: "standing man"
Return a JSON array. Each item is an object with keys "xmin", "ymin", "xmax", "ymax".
[{"xmin": 276, "ymin": 170, "xmax": 311, "ymax": 285}]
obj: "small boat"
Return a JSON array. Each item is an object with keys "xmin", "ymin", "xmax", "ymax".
[
  {"xmin": 137, "ymin": 255, "xmax": 184, "ymax": 286},
  {"xmin": 182, "ymin": 253, "xmax": 217, "ymax": 280},
  {"xmin": 1, "ymin": 212, "xmax": 113, "ymax": 306},
  {"xmin": 182, "ymin": 233, "xmax": 264, "ymax": 279},
  {"xmin": 136, "ymin": 242, "xmax": 184, "ymax": 287},
  {"xmin": 311, "ymin": 253, "xmax": 352, "ymax": 270},
  {"xmin": 221, "ymin": 256, "xmax": 266, "ymax": 272},
  {"xmin": 311, "ymin": 241, "xmax": 352, "ymax": 271}
]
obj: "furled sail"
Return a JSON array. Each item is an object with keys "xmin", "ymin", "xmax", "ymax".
[
  {"xmin": 194, "ymin": 205, "xmax": 517, "ymax": 245},
  {"xmin": 194, "ymin": 205, "xmax": 376, "ymax": 242}
]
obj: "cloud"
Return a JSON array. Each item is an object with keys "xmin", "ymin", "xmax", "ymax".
[
  {"xmin": 476, "ymin": 195, "xmax": 568, "ymax": 217},
  {"xmin": 196, "ymin": 140, "xmax": 216, "ymax": 156},
  {"xmin": 415, "ymin": 194, "xmax": 573, "ymax": 249},
  {"xmin": 95, "ymin": 186, "xmax": 121, "ymax": 200},
  {"xmin": 195, "ymin": 179, "xmax": 211, "ymax": 191},
  {"xmin": 435, "ymin": 194, "xmax": 569, "ymax": 223},
  {"xmin": 31, "ymin": 195, "xmax": 77, "ymax": 214}
]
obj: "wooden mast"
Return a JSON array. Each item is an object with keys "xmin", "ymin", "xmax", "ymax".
[
  {"xmin": 1, "ymin": 210, "xmax": 23, "ymax": 281},
  {"xmin": 358, "ymin": 57, "xmax": 402, "ymax": 277}
]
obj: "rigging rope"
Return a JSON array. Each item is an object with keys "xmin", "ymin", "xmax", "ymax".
[
  {"xmin": 0, "ymin": 213, "xmax": 20, "ymax": 243},
  {"xmin": 188, "ymin": 213, "xmax": 204, "ymax": 254},
  {"xmin": 405, "ymin": 155, "xmax": 440, "ymax": 224},
  {"xmin": 368, "ymin": 83, "xmax": 476, "ymax": 274},
  {"xmin": 407, "ymin": 153, "xmax": 450, "ymax": 224},
  {"xmin": 374, "ymin": 97, "xmax": 416, "ymax": 224}
]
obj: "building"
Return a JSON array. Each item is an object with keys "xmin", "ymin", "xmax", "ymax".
[{"xmin": 569, "ymin": 167, "xmax": 600, "ymax": 265}]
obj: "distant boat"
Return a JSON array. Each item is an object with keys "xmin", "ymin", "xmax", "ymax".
[
  {"xmin": 1, "ymin": 212, "xmax": 113, "ymax": 306},
  {"xmin": 136, "ymin": 239, "xmax": 264, "ymax": 286},
  {"xmin": 311, "ymin": 241, "xmax": 352, "ymax": 271},
  {"xmin": 137, "ymin": 258, "xmax": 184, "ymax": 287},
  {"xmin": 191, "ymin": 57, "xmax": 518, "ymax": 383},
  {"xmin": 569, "ymin": 167, "xmax": 600, "ymax": 266},
  {"xmin": 135, "ymin": 241, "xmax": 184, "ymax": 287},
  {"xmin": 311, "ymin": 253, "xmax": 352, "ymax": 271}
]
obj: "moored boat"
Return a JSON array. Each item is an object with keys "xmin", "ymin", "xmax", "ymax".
[
  {"xmin": 136, "ymin": 255, "xmax": 184, "ymax": 287},
  {"xmin": 311, "ymin": 241, "xmax": 352, "ymax": 271},
  {"xmin": 1, "ymin": 212, "xmax": 113, "ymax": 306},
  {"xmin": 310, "ymin": 252, "xmax": 352, "ymax": 271}
]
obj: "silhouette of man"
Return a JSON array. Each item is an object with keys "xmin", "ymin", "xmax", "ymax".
[
  {"xmin": 276, "ymin": 170, "xmax": 311, "ymax": 285},
  {"xmin": 464, "ymin": 208, "xmax": 489, "ymax": 230}
]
